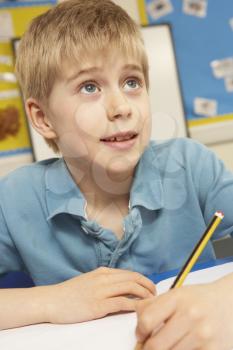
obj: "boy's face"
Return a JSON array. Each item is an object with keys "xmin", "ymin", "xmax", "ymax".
[{"xmin": 44, "ymin": 49, "xmax": 151, "ymax": 187}]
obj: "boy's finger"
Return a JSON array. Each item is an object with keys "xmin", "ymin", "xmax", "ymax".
[
  {"xmin": 136, "ymin": 291, "xmax": 177, "ymax": 342},
  {"xmin": 172, "ymin": 332, "xmax": 198, "ymax": 350},
  {"xmin": 106, "ymin": 281, "xmax": 155, "ymax": 299},
  {"xmin": 99, "ymin": 269, "xmax": 156, "ymax": 295},
  {"xmin": 101, "ymin": 297, "xmax": 137, "ymax": 316},
  {"xmin": 127, "ymin": 272, "xmax": 156, "ymax": 295},
  {"xmin": 136, "ymin": 298, "xmax": 156, "ymax": 315},
  {"xmin": 142, "ymin": 313, "xmax": 189, "ymax": 350},
  {"xmin": 95, "ymin": 267, "xmax": 137, "ymax": 274}
]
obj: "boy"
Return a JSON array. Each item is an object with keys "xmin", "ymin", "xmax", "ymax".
[{"xmin": 0, "ymin": 0, "xmax": 233, "ymax": 347}]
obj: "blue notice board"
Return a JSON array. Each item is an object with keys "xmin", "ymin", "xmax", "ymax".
[{"xmin": 138, "ymin": 0, "xmax": 233, "ymax": 144}]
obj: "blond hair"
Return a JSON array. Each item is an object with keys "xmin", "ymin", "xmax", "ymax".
[{"xmin": 15, "ymin": 0, "xmax": 149, "ymax": 153}]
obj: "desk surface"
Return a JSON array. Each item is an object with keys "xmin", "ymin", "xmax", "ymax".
[
  {"xmin": 148, "ymin": 255, "xmax": 233, "ymax": 283},
  {"xmin": 1, "ymin": 257, "xmax": 233, "ymax": 350}
]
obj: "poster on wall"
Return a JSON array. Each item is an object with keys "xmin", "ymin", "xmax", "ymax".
[
  {"xmin": 137, "ymin": 0, "xmax": 233, "ymax": 145},
  {"xmin": 0, "ymin": 1, "xmax": 56, "ymax": 176},
  {"xmin": 0, "ymin": 39, "xmax": 33, "ymax": 175},
  {"xmin": 0, "ymin": 89, "xmax": 32, "ymax": 157}
]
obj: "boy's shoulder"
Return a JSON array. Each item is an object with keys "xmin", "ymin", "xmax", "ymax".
[
  {"xmin": 148, "ymin": 137, "xmax": 211, "ymax": 168},
  {"xmin": 0, "ymin": 157, "xmax": 61, "ymax": 197},
  {"xmin": 150, "ymin": 137, "xmax": 207, "ymax": 153}
]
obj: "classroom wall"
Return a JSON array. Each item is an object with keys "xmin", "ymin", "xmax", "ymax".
[
  {"xmin": 209, "ymin": 141, "xmax": 233, "ymax": 170},
  {"xmin": 113, "ymin": 0, "xmax": 233, "ymax": 172}
]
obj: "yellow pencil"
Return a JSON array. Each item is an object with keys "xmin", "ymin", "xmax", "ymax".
[
  {"xmin": 171, "ymin": 211, "xmax": 224, "ymax": 288},
  {"xmin": 135, "ymin": 211, "xmax": 224, "ymax": 350}
]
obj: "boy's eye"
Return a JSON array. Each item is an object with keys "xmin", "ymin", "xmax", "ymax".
[
  {"xmin": 80, "ymin": 83, "xmax": 99, "ymax": 94},
  {"xmin": 124, "ymin": 78, "xmax": 141, "ymax": 91}
]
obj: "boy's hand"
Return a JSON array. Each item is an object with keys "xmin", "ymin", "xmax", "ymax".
[
  {"xmin": 136, "ymin": 274, "xmax": 233, "ymax": 350},
  {"xmin": 45, "ymin": 267, "xmax": 156, "ymax": 324}
]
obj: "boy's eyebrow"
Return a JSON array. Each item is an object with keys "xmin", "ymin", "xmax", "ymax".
[
  {"xmin": 66, "ymin": 67, "xmax": 100, "ymax": 83},
  {"xmin": 122, "ymin": 64, "xmax": 143, "ymax": 73},
  {"xmin": 66, "ymin": 64, "xmax": 143, "ymax": 83}
]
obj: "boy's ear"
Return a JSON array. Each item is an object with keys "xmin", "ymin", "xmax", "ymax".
[{"xmin": 25, "ymin": 97, "xmax": 57, "ymax": 140}]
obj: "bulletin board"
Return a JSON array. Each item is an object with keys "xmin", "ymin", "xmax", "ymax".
[
  {"xmin": 0, "ymin": 1, "xmax": 56, "ymax": 175},
  {"xmin": 138, "ymin": 0, "xmax": 233, "ymax": 145}
]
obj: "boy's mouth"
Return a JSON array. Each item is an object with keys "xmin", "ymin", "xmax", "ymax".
[
  {"xmin": 100, "ymin": 131, "xmax": 138, "ymax": 150},
  {"xmin": 100, "ymin": 131, "xmax": 138, "ymax": 142}
]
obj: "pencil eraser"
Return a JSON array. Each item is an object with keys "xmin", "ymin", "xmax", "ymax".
[{"xmin": 215, "ymin": 211, "xmax": 224, "ymax": 219}]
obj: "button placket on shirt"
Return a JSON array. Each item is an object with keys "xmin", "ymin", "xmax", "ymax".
[
  {"xmin": 108, "ymin": 207, "xmax": 142, "ymax": 267},
  {"xmin": 80, "ymin": 219, "xmax": 119, "ymax": 266},
  {"xmin": 79, "ymin": 207, "xmax": 142, "ymax": 268}
]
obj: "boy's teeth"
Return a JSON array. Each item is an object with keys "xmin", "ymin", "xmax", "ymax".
[
  {"xmin": 116, "ymin": 136, "xmax": 125, "ymax": 141},
  {"xmin": 103, "ymin": 134, "xmax": 135, "ymax": 142}
]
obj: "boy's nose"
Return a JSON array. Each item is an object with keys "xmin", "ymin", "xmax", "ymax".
[{"xmin": 106, "ymin": 93, "xmax": 132, "ymax": 121}]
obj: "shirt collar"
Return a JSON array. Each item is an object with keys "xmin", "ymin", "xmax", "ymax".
[
  {"xmin": 130, "ymin": 141, "xmax": 164, "ymax": 210},
  {"xmin": 45, "ymin": 158, "xmax": 87, "ymax": 220},
  {"xmin": 45, "ymin": 141, "xmax": 164, "ymax": 220}
]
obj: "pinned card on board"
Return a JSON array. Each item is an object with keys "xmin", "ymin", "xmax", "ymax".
[
  {"xmin": 210, "ymin": 57, "xmax": 233, "ymax": 79},
  {"xmin": 225, "ymin": 76, "xmax": 233, "ymax": 93},
  {"xmin": 183, "ymin": 0, "xmax": 208, "ymax": 18},
  {"xmin": 146, "ymin": 0, "xmax": 173, "ymax": 21},
  {"xmin": 194, "ymin": 97, "xmax": 218, "ymax": 117}
]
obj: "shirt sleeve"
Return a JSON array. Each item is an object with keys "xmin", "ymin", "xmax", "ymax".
[
  {"xmin": 194, "ymin": 143, "xmax": 233, "ymax": 239},
  {"xmin": 0, "ymin": 203, "xmax": 25, "ymax": 277}
]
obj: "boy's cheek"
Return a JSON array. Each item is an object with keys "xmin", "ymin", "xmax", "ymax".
[
  {"xmin": 58, "ymin": 132, "xmax": 89, "ymax": 158},
  {"xmin": 74, "ymin": 103, "xmax": 109, "ymax": 138},
  {"xmin": 141, "ymin": 116, "xmax": 152, "ymax": 143}
]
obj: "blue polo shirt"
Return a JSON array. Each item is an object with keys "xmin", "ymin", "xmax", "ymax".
[{"xmin": 1, "ymin": 138, "xmax": 233, "ymax": 286}]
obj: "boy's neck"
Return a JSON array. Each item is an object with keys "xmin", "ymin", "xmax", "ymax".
[{"xmin": 64, "ymin": 157, "xmax": 134, "ymax": 211}]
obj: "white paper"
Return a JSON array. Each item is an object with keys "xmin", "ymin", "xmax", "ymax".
[
  {"xmin": 0, "ymin": 55, "xmax": 12, "ymax": 66},
  {"xmin": 0, "ymin": 72, "xmax": 17, "ymax": 83},
  {"xmin": 0, "ymin": 313, "xmax": 138, "ymax": 350},
  {"xmin": 1, "ymin": 262, "xmax": 233, "ymax": 350},
  {"xmin": 157, "ymin": 261, "xmax": 233, "ymax": 294},
  {"xmin": 0, "ymin": 11, "xmax": 14, "ymax": 38},
  {"xmin": 0, "ymin": 89, "xmax": 19, "ymax": 100}
]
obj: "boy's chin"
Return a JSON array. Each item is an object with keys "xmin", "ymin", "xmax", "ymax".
[
  {"xmin": 90, "ymin": 150, "xmax": 142, "ymax": 195},
  {"xmin": 106, "ymin": 151, "xmax": 141, "ymax": 177}
]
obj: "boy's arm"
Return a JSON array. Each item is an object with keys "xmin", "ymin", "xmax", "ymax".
[
  {"xmin": 0, "ymin": 267, "xmax": 156, "ymax": 330},
  {"xmin": 0, "ymin": 285, "xmax": 49, "ymax": 329},
  {"xmin": 0, "ymin": 204, "xmax": 27, "ymax": 277}
]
